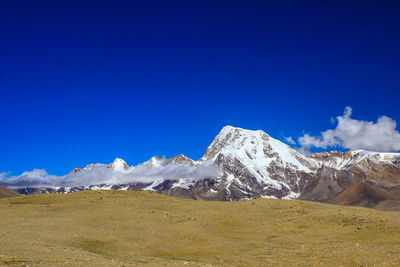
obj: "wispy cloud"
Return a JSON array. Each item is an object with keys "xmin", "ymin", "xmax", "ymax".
[
  {"xmin": 298, "ymin": 107, "xmax": 400, "ymax": 152},
  {"xmin": 0, "ymin": 160, "xmax": 221, "ymax": 189},
  {"xmin": 285, "ymin": 136, "xmax": 296, "ymax": 145}
]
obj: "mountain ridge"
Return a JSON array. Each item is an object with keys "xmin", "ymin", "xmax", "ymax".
[{"xmin": 4, "ymin": 126, "xmax": 400, "ymax": 210}]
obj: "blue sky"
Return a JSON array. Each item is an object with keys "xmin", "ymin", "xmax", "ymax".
[{"xmin": 1, "ymin": 0, "xmax": 400, "ymax": 175}]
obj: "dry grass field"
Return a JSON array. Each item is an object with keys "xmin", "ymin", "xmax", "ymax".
[
  {"xmin": 0, "ymin": 187, "xmax": 20, "ymax": 199},
  {"xmin": 0, "ymin": 190, "xmax": 400, "ymax": 266}
]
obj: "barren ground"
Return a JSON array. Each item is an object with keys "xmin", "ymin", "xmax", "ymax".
[{"xmin": 0, "ymin": 190, "xmax": 399, "ymax": 266}]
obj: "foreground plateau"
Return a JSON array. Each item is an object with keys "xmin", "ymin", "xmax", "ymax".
[{"xmin": 0, "ymin": 190, "xmax": 400, "ymax": 266}]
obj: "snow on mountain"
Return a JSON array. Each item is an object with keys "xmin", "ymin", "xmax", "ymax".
[
  {"xmin": 310, "ymin": 150, "xmax": 400, "ymax": 170},
  {"xmin": 198, "ymin": 126, "xmax": 320, "ymax": 199},
  {"xmin": 166, "ymin": 154, "xmax": 196, "ymax": 166},
  {"xmin": 141, "ymin": 156, "xmax": 167, "ymax": 167},
  {"xmin": 83, "ymin": 163, "xmax": 104, "ymax": 171},
  {"xmin": 201, "ymin": 126, "xmax": 317, "ymax": 172},
  {"xmin": 139, "ymin": 155, "xmax": 195, "ymax": 168},
  {"xmin": 9, "ymin": 125, "xmax": 400, "ymax": 206},
  {"xmin": 107, "ymin": 158, "xmax": 129, "ymax": 171},
  {"xmin": 68, "ymin": 167, "xmax": 82, "ymax": 174}
]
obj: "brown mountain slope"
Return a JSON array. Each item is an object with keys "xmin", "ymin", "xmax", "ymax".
[
  {"xmin": 348, "ymin": 158, "xmax": 400, "ymax": 183},
  {"xmin": 0, "ymin": 186, "xmax": 20, "ymax": 198},
  {"xmin": 329, "ymin": 180, "xmax": 400, "ymax": 211}
]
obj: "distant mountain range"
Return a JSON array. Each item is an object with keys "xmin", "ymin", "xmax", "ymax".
[{"xmin": 7, "ymin": 126, "xmax": 400, "ymax": 211}]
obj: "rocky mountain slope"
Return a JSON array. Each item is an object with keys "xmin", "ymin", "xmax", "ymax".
[
  {"xmin": 328, "ymin": 180, "xmax": 400, "ymax": 211},
  {"xmin": 9, "ymin": 126, "xmax": 400, "ymax": 210},
  {"xmin": 303, "ymin": 150, "xmax": 400, "ymax": 206}
]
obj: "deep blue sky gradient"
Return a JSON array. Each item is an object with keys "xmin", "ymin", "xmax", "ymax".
[{"xmin": 1, "ymin": 0, "xmax": 400, "ymax": 175}]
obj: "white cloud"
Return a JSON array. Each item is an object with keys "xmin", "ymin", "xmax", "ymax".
[
  {"xmin": 0, "ymin": 160, "xmax": 221, "ymax": 189},
  {"xmin": 285, "ymin": 136, "xmax": 296, "ymax": 145},
  {"xmin": 298, "ymin": 106, "xmax": 400, "ymax": 152}
]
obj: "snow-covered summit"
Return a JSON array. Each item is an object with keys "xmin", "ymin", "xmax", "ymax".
[
  {"xmin": 166, "ymin": 154, "xmax": 195, "ymax": 166},
  {"xmin": 69, "ymin": 158, "xmax": 129, "ymax": 173},
  {"xmin": 107, "ymin": 158, "xmax": 129, "ymax": 171},
  {"xmin": 196, "ymin": 126, "xmax": 320, "ymax": 199},
  {"xmin": 141, "ymin": 156, "xmax": 166, "ymax": 167},
  {"xmin": 201, "ymin": 125, "xmax": 316, "ymax": 171},
  {"xmin": 83, "ymin": 163, "xmax": 104, "ymax": 171}
]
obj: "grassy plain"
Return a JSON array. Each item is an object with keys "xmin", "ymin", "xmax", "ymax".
[
  {"xmin": 0, "ymin": 187, "xmax": 20, "ymax": 199},
  {"xmin": 0, "ymin": 190, "xmax": 399, "ymax": 266}
]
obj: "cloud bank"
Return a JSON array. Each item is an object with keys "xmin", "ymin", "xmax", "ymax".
[
  {"xmin": 0, "ymin": 160, "xmax": 221, "ymax": 189},
  {"xmin": 298, "ymin": 107, "xmax": 400, "ymax": 152}
]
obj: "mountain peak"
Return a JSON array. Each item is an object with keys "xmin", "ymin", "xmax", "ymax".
[
  {"xmin": 113, "ymin": 157, "xmax": 125, "ymax": 163},
  {"xmin": 67, "ymin": 167, "xmax": 82, "ymax": 174},
  {"xmin": 201, "ymin": 126, "xmax": 271, "ymax": 161},
  {"xmin": 107, "ymin": 158, "xmax": 129, "ymax": 171},
  {"xmin": 220, "ymin": 125, "xmax": 269, "ymax": 136},
  {"xmin": 167, "ymin": 154, "xmax": 194, "ymax": 165},
  {"xmin": 83, "ymin": 163, "xmax": 103, "ymax": 171},
  {"xmin": 142, "ymin": 156, "xmax": 166, "ymax": 167}
]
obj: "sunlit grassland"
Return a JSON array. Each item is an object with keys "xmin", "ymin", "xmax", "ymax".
[{"xmin": 0, "ymin": 190, "xmax": 399, "ymax": 266}]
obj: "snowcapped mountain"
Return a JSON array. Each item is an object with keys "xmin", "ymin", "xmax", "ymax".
[
  {"xmin": 107, "ymin": 158, "xmax": 129, "ymax": 171},
  {"xmin": 12, "ymin": 126, "xmax": 400, "ymax": 210},
  {"xmin": 196, "ymin": 126, "xmax": 320, "ymax": 199},
  {"xmin": 310, "ymin": 150, "xmax": 400, "ymax": 171},
  {"xmin": 308, "ymin": 149, "xmax": 400, "ymax": 189}
]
